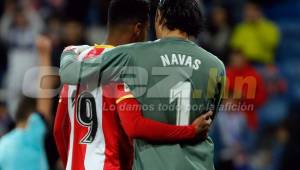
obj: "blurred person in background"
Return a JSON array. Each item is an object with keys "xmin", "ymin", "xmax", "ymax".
[
  {"xmin": 226, "ymin": 49, "xmax": 267, "ymax": 131},
  {"xmin": 280, "ymin": 102, "xmax": 300, "ymax": 170},
  {"xmin": 0, "ymin": 0, "xmax": 44, "ymax": 119},
  {"xmin": 48, "ymin": 19, "xmax": 86, "ymax": 68},
  {"xmin": 0, "ymin": 97, "xmax": 49, "ymax": 170},
  {"xmin": 211, "ymin": 94, "xmax": 251, "ymax": 170},
  {"xmin": 0, "ymin": 41, "xmax": 7, "ymax": 88},
  {"xmin": 199, "ymin": 6, "xmax": 231, "ymax": 64},
  {"xmin": 230, "ymin": 0, "xmax": 280, "ymax": 64},
  {"xmin": 258, "ymin": 65, "xmax": 288, "ymax": 129},
  {"xmin": 45, "ymin": 14, "xmax": 63, "ymax": 68},
  {"xmin": 36, "ymin": 34, "xmax": 62, "ymax": 170},
  {"xmin": 36, "ymin": 35, "xmax": 56, "ymax": 122},
  {"xmin": 0, "ymin": 102, "xmax": 13, "ymax": 138}
]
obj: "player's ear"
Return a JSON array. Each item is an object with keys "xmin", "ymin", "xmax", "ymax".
[
  {"xmin": 132, "ymin": 21, "xmax": 147, "ymax": 42},
  {"xmin": 134, "ymin": 22, "xmax": 143, "ymax": 36}
]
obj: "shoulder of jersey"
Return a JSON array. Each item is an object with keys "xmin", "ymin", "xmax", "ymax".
[
  {"xmin": 198, "ymin": 46, "xmax": 225, "ymax": 69},
  {"xmin": 98, "ymin": 41, "xmax": 156, "ymax": 60},
  {"xmin": 80, "ymin": 45, "xmax": 114, "ymax": 60}
]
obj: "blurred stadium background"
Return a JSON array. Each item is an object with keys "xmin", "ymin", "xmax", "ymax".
[{"xmin": 0, "ymin": 0, "xmax": 299, "ymax": 170}]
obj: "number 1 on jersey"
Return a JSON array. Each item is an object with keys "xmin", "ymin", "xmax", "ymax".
[{"xmin": 170, "ymin": 82, "xmax": 191, "ymax": 125}]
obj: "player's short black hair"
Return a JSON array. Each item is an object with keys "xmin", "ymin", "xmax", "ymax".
[
  {"xmin": 15, "ymin": 96, "xmax": 37, "ymax": 123},
  {"xmin": 108, "ymin": 0, "xmax": 150, "ymax": 27},
  {"xmin": 158, "ymin": 0, "xmax": 204, "ymax": 37}
]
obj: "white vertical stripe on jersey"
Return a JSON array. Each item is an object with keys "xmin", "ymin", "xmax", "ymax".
[
  {"xmin": 65, "ymin": 46, "xmax": 113, "ymax": 170},
  {"xmin": 82, "ymin": 47, "xmax": 111, "ymax": 170},
  {"xmin": 84, "ymin": 87, "xmax": 106, "ymax": 170}
]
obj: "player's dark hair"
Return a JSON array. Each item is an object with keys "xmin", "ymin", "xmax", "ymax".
[
  {"xmin": 15, "ymin": 96, "xmax": 37, "ymax": 123},
  {"xmin": 158, "ymin": 0, "xmax": 204, "ymax": 37},
  {"xmin": 108, "ymin": 0, "xmax": 150, "ymax": 27}
]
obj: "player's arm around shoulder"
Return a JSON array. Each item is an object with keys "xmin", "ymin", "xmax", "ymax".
[
  {"xmin": 59, "ymin": 45, "xmax": 92, "ymax": 84},
  {"xmin": 59, "ymin": 44, "xmax": 133, "ymax": 85}
]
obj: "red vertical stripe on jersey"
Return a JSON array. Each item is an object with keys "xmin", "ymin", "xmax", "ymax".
[
  {"xmin": 54, "ymin": 85, "xmax": 70, "ymax": 167},
  {"xmin": 102, "ymin": 84, "xmax": 134, "ymax": 170},
  {"xmin": 102, "ymin": 85, "xmax": 116, "ymax": 170}
]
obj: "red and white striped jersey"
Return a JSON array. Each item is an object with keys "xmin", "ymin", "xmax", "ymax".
[{"xmin": 55, "ymin": 45, "xmax": 134, "ymax": 170}]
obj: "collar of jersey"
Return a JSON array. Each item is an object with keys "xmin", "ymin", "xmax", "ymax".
[
  {"xmin": 94, "ymin": 44, "xmax": 115, "ymax": 49},
  {"xmin": 159, "ymin": 37, "xmax": 194, "ymax": 44}
]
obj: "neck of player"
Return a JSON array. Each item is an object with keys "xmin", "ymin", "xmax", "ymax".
[
  {"xmin": 160, "ymin": 28, "xmax": 189, "ymax": 41},
  {"xmin": 104, "ymin": 34, "xmax": 126, "ymax": 47},
  {"xmin": 105, "ymin": 27, "xmax": 135, "ymax": 46}
]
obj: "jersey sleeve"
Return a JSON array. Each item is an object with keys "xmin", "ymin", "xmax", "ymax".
[
  {"xmin": 117, "ymin": 99, "xmax": 196, "ymax": 142},
  {"xmin": 59, "ymin": 45, "xmax": 130, "ymax": 85},
  {"xmin": 114, "ymin": 83, "xmax": 135, "ymax": 104},
  {"xmin": 53, "ymin": 85, "xmax": 70, "ymax": 167},
  {"xmin": 114, "ymin": 83, "xmax": 196, "ymax": 142},
  {"xmin": 212, "ymin": 63, "xmax": 226, "ymax": 119}
]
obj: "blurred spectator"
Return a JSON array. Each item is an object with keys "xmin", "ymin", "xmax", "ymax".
[
  {"xmin": 49, "ymin": 18, "xmax": 86, "ymax": 67},
  {"xmin": 0, "ymin": 97, "xmax": 49, "ymax": 170},
  {"xmin": 64, "ymin": 0, "xmax": 91, "ymax": 23},
  {"xmin": 0, "ymin": 3, "xmax": 44, "ymax": 118},
  {"xmin": 44, "ymin": 14, "xmax": 63, "ymax": 68},
  {"xmin": 0, "ymin": 40, "xmax": 7, "ymax": 87},
  {"xmin": 36, "ymin": 35, "xmax": 61, "ymax": 170},
  {"xmin": 259, "ymin": 65, "xmax": 287, "ymax": 97},
  {"xmin": 48, "ymin": 0, "xmax": 64, "ymax": 12},
  {"xmin": 258, "ymin": 65, "xmax": 288, "ymax": 128},
  {"xmin": 199, "ymin": 6, "xmax": 231, "ymax": 63},
  {"xmin": 46, "ymin": 14, "xmax": 63, "ymax": 50},
  {"xmin": 270, "ymin": 123, "xmax": 289, "ymax": 170},
  {"xmin": 62, "ymin": 20, "xmax": 86, "ymax": 45},
  {"xmin": 212, "ymin": 96, "xmax": 251, "ymax": 170},
  {"xmin": 86, "ymin": 25, "xmax": 107, "ymax": 46},
  {"xmin": 226, "ymin": 49, "xmax": 267, "ymax": 131},
  {"xmin": 0, "ymin": 102, "xmax": 13, "ymax": 137},
  {"xmin": 36, "ymin": 35, "xmax": 56, "ymax": 122},
  {"xmin": 230, "ymin": 1, "xmax": 280, "ymax": 64},
  {"xmin": 280, "ymin": 102, "xmax": 300, "ymax": 170},
  {"xmin": 202, "ymin": 0, "xmax": 246, "ymax": 23}
]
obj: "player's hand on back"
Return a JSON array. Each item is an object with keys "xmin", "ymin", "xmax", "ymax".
[{"xmin": 192, "ymin": 111, "xmax": 213, "ymax": 139}]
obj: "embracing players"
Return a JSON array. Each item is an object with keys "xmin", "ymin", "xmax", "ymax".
[{"xmin": 54, "ymin": 0, "xmax": 214, "ymax": 170}]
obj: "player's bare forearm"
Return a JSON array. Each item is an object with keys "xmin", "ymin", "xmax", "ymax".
[
  {"xmin": 36, "ymin": 35, "xmax": 55, "ymax": 123},
  {"xmin": 59, "ymin": 46, "xmax": 103, "ymax": 85},
  {"xmin": 59, "ymin": 45, "xmax": 130, "ymax": 86}
]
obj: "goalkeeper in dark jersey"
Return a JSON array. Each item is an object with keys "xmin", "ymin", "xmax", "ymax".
[{"xmin": 60, "ymin": 0, "xmax": 226, "ymax": 169}]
